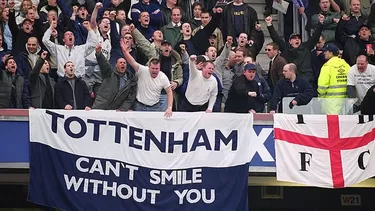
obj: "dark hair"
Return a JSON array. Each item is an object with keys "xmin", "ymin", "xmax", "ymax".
[
  {"xmin": 201, "ymin": 9, "xmax": 211, "ymax": 16},
  {"xmin": 4, "ymin": 57, "xmax": 15, "ymax": 66},
  {"xmin": 171, "ymin": 6, "xmax": 182, "ymax": 14},
  {"xmin": 236, "ymin": 47, "xmax": 248, "ymax": 57},
  {"xmin": 64, "ymin": 61, "xmax": 73, "ymax": 68},
  {"xmin": 267, "ymin": 42, "xmax": 280, "ymax": 51},
  {"xmin": 192, "ymin": 2, "xmax": 204, "ymax": 10}
]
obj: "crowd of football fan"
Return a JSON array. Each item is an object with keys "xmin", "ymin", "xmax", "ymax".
[{"xmin": 0, "ymin": 0, "xmax": 375, "ymax": 116}]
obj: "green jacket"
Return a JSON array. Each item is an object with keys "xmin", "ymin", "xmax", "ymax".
[
  {"xmin": 92, "ymin": 52, "xmax": 138, "ymax": 111},
  {"xmin": 132, "ymin": 28, "xmax": 183, "ymax": 87}
]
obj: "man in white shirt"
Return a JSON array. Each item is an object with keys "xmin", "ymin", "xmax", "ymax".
[
  {"xmin": 180, "ymin": 55, "xmax": 218, "ymax": 112},
  {"xmin": 122, "ymin": 39, "xmax": 173, "ymax": 118},
  {"xmin": 347, "ymin": 55, "xmax": 375, "ymax": 111},
  {"xmin": 42, "ymin": 19, "xmax": 98, "ymax": 79}
]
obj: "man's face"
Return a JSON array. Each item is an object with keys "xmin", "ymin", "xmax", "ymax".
[
  {"xmin": 122, "ymin": 34, "xmax": 133, "ymax": 46},
  {"xmin": 121, "ymin": 25, "xmax": 131, "ymax": 37},
  {"xmin": 359, "ymin": 27, "xmax": 371, "ymax": 40},
  {"xmin": 265, "ymin": 45, "xmax": 277, "ymax": 59},
  {"xmin": 27, "ymin": 38, "xmax": 38, "ymax": 54},
  {"xmin": 41, "ymin": 60, "xmax": 50, "ymax": 73},
  {"xmin": 22, "ymin": 0, "xmax": 32, "ymax": 14},
  {"xmin": 160, "ymin": 43, "xmax": 172, "ymax": 57},
  {"xmin": 237, "ymin": 33, "xmax": 248, "ymax": 47},
  {"xmin": 181, "ymin": 23, "xmax": 191, "ymax": 36},
  {"xmin": 200, "ymin": 12, "xmax": 211, "ymax": 26},
  {"xmin": 202, "ymin": 62, "xmax": 214, "ymax": 79},
  {"xmin": 64, "ymin": 62, "xmax": 75, "ymax": 77},
  {"xmin": 2, "ymin": 8, "xmax": 9, "ymax": 21},
  {"xmin": 316, "ymin": 36, "xmax": 326, "ymax": 50},
  {"xmin": 139, "ymin": 12, "xmax": 150, "ymax": 26},
  {"xmin": 283, "ymin": 65, "xmax": 293, "ymax": 79},
  {"xmin": 22, "ymin": 21, "xmax": 33, "ymax": 33},
  {"xmin": 116, "ymin": 58, "xmax": 127, "ymax": 74},
  {"xmin": 6, "ymin": 59, "xmax": 17, "ymax": 73},
  {"xmin": 116, "ymin": 10, "xmax": 126, "ymax": 22},
  {"xmin": 289, "ymin": 37, "xmax": 301, "ymax": 48},
  {"xmin": 103, "ymin": 10, "xmax": 110, "ymax": 18},
  {"xmin": 324, "ymin": 51, "xmax": 333, "ymax": 60},
  {"xmin": 47, "ymin": 10, "xmax": 58, "ymax": 22},
  {"xmin": 357, "ymin": 57, "xmax": 368, "ymax": 72},
  {"xmin": 63, "ymin": 31, "xmax": 75, "ymax": 46},
  {"xmin": 171, "ymin": 8, "xmax": 182, "ymax": 23},
  {"xmin": 193, "ymin": 5, "xmax": 202, "ymax": 18},
  {"xmin": 319, "ymin": 0, "xmax": 330, "ymax": 12},
  {"xmin": 244, "ymin": 57, "xmax": 253, "ymax": 64},
  {"xmin": 0, "ymin": 0, "xmax": 7, "ymax": 9},
  {"xmin": 243, "ymin": 70, "xmax": 256, "ymax": 81},
  {"xmin": 234, "ymin": 50, "xmax": 245, "ymax": 64},
  {"xmin": 149, "ymin": 63, "xmax": 160, "ymax": 78},
  {"xmin": 350, "ymin": 0, "xmax": 361, "ymax": 14},
  {"xmin": 226, "ymin": 51, "xmax": 236, "ymax": 68},
  {"xmin": 99, "ymin": 18, "xmax": 111, "ymax": 34},
  {"xmin": 152, "ymin": 30, "xmax": 163, "ymax": 41},
  {"xmin": 26, "ymin": 9, "xmax": 35, "ymax": 21},
  {"xmin": 78, "ymin": 7, "xmax": 88, "ymax": 20},
  {"xmin": 142, "ymin": 0, "xmax": 150, "ymax": 4},
  {"xmin": 205, "ymin": 47, "xmax": 217, "ymax": 60}
]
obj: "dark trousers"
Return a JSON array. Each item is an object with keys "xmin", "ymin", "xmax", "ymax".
[{"xmin": 179, "ymin": 97, "xmax": 208, "ymax": 112}]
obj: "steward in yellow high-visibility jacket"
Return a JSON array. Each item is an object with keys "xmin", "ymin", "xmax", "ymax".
[{"xmin": 318, "ymin": 44, "xmax": 350, "ymax": 114}]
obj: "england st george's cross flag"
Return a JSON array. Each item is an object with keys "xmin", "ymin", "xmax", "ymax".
[
  {"xmin": 274, "ymin": 114, "xmax": 375, "ymax": 188},
  {"xmin": 28, "ymin": 110, "xmax": 253, "ymax": 211}
]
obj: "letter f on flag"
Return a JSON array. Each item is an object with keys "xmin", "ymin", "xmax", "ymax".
[{"xmin": 273, "ymin": 114, "xmax": 375, "ymax": 188}]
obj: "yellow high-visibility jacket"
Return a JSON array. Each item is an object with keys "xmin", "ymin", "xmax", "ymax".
[
  {"xmin": 318, "ymin": 56, "xmax": 350, "ymax": 98},
  {"xmin": 318, "ymin": 56, "xmax": 350, "ymax": 114}
]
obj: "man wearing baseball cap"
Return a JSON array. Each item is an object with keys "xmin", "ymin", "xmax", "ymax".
[
  {"xmin": 318, "ymin": 43, "xmax": 350, "ymax": 114},
  {"xmin": 224, "ymin": 63, "xmax": 259, "ymax": 113}
]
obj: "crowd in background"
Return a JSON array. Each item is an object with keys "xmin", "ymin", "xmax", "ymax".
[{"xmin": 0, "ymin": 0, "xmax": 374, "ymax": 116}]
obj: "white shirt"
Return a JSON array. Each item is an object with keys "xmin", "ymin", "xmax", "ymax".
[
  {"xmin": 347, "ymin": 64, "xmax": 375, "ymax": 103},
  {"xmin": 136, "ymin": 65, "xmax": 171, "ymax": 106},
  {"xmin": 85, "ymin": 29, "xmax": 111, "ymax": 66},
  {"xmin": 185, "ymin": 60, "xmax": 218, "ymax": 110},
  {"xmin": 42, "ymin": 28, "xmax": 98, "ymax": 77}
]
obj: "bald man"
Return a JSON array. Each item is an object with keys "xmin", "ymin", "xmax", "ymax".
[{"xmin": 269, "ymin": 63, "xmax": 315, "ymax": 113}]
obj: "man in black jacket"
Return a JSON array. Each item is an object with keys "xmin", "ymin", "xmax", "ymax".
[
  {"xmin": 225, "ymin": 63, "xmax": 259, "ymax": 113},
  {"xmin": 54, "ymin": 61, "xmax": 91, "ymax": 110},
  {"xmin": 270, "ymin": 63, "xmax": 315, "ymax": 113},
  {"xmin": 0, "ymin": 56, "xmax": 31, "ymax": 109},
  {"xmin": 265, "ymin": 14, "xmax": 324, "ymax": 86},
  {"xmin": 29, "ymin": 51, "xmax": 55, "ymax": 108},
  {"xmin": 92, "ymin": 44, "xmax": 138, "ymax": 111}
]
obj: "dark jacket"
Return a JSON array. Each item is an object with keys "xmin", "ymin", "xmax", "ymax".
[
  {"xmin": 92, "ymin": 52, "xmax": 138, "ymax": 111},
  {"xmin": 54, "ymin": 77, "xmax": 90, "ymax": 109},
  {"xmin": 360, "ymin": 85, "xmax": 375, "ymax": 115},
  {"xmin": 221, "ymin": 3, "xmax": 258, "ymax": 40},
  {"xmin": 0, "ymin": 69, "xmax": 30, "ymax": 108},
  {"xmin": 29, "ymin": 58, "xmax": 55, "ymax": 108},
  {"xmin": 225, "ymin": 75, "xmax": 259, "ymax": 113},
  {"xmin": 268, "ymin": 54, "xmax": 287, "ymax": 90},
  {"xmin": 267, "ymin": 23, "xmax": 323, "ymax": 84},
  {"xmin": 9, "ymin": 10, "xmax": 43, "ymax": 55},
  {"xmin": 176, "ymin": 12, "xmax": 222, "ymax": 56},
  {"xmin": 270, "ymin": 77, "xmax": 315, "ymax": 112},
  {"xmin": 253, "ymin": 74, "xmax": 272, "ymax": 113}
]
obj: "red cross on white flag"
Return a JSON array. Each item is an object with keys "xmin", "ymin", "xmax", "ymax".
[{"xmin": 274, "ymin": 114, "xmax": 375, "ymax": 188}]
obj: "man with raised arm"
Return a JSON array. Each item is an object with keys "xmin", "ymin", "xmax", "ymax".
[
  {"xmin": 42, "ymin": 19, "xmax": 98, "ymax": 79},
  {"xmin": 121, "ymin": 39, "xmax": 173, "ymax": 118}
]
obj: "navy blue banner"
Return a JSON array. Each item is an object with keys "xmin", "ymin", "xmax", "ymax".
[{"xmin": 28, "ymin": 143, "xmax": 249, "ymax": 211}]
